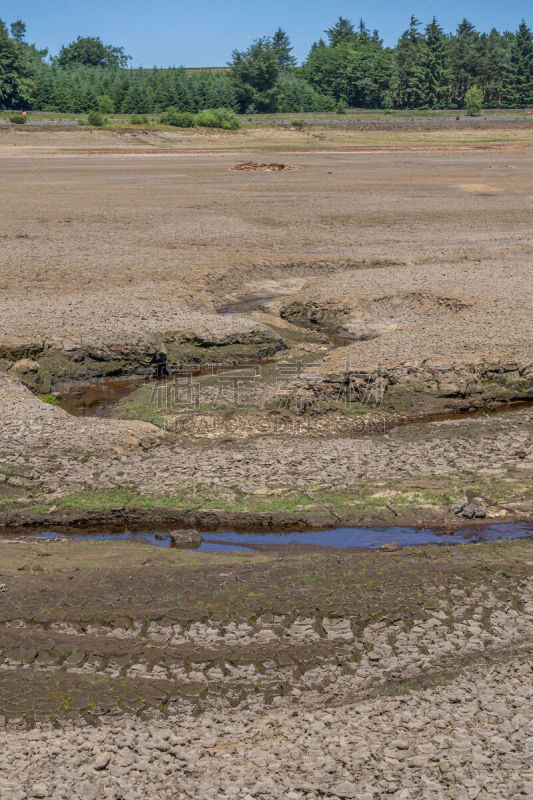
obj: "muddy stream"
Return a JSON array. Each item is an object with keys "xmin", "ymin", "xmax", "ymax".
[
  {"xmin": 48, "ymin": 294, "xmax": 533, "ymax": 423},
  {"xmin": 21, "ymin": 521, "xmax": 533, "ymax": 552}
]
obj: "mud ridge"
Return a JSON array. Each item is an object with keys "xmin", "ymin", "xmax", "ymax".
[
  {"xmin": 206, "ymin": 257, "xmax": 406, "ymax": 298},
  {"xmin": 1, "ymin": 326, "xmax": 286, "ymax": 395},
  {"xmin": 274, "ymin": 356, "xmax": 533, "ymax": 416}
]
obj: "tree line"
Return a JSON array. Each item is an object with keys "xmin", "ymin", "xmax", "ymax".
[{"xmin": 1, "ymin": 16, "xmax": 532, "ymax": 113}]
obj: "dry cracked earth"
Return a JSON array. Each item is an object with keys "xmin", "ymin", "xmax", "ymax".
[
  {"xmin": 0, "ymin": 128, "xmax": 532, "ymax": 798},
  {"xmin": 0, "ymin": 539, "xmax": 532, "ymax": 799}
]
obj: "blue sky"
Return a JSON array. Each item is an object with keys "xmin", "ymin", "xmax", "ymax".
[{"xmin": 2, "ymin": 0, "xmax": 530, "ymax": 67}]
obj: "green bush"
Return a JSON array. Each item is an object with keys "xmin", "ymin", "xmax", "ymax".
[
  {"xmin": 9, "ymin": 113, "xmax": 26, "ymax": 124},
  {"xmin": 160, "ymin": 108, "xmax": 197, "ymax": 127},
  {"xmin": 291, "ymin": 119, "xmax": 304, "ymax": 130},
  {"xmin": 41, "ymin": 394, "xmax": 59, "ymax": 405},
  {"xmin": 130, "ymin": 114, "xmax": 149, "ymax": 125},
  {"xmin": 87, "ymin": 109, "xmax": 104, "ymax": 127},
  {"xmin": 195, "ymin": 107, "xmax": 240, "ymax": 130},
  {"xmin": 465, "ymin": 86, "xmax": 484, "ymax": 116},
  {"xmin": 336, "ymin": 99, "xmax": 347, "ymax": 115}
]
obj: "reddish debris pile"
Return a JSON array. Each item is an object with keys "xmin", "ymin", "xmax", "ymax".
[{"xmin": 231, "ymin": 161, "xmax": 294, "ymax": 172}]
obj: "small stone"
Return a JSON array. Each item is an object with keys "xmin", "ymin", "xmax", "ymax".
[
  {"xmin": 331, "ymin": 780, "xmax": 358, "ymax": 798},
  {"xmin": 379, "ymin": 541, "xmax": 399, "ymax": 552},
  {"xmin": 169, "ymin": 529, "xmax": 202, "ymax": 549},
  {"xmin": 392, "ymin": 737, "xmax": 410, "ymax": 750},
  {"xmin": 93, "ymin": 752, "xmax": 111, "ymax": 771},
  {"xmin": 30, "ymin": 783, "xmax": 48, "ymax": 798}
]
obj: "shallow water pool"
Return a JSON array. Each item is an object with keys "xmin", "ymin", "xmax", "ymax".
[{"xmin": 28, "ymin": 522, "xmax": 532, "ymax": 552}]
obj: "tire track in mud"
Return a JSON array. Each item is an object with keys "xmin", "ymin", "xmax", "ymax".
[{"xmin": 1, "ymin": 566, "xmax": 531, "ymax": 724}]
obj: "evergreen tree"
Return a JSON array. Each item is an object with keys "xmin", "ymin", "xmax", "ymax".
[
  {"xmin": 421, "ymin": 17, "xmax": 451, "ymax": 108},
  {"xmin": 80, "ymin": 83, "xmax": 99, "ymax": 112},
  {"xmin": 302, "ymin": 40, "xmax": 354, "ymax": 103},
  {"xmin": 350, "ymin": 46, "xmax": 394, "ymax": 108},
  {"xmin": 476, "ymin": 30, "xmax": 499, "ymax": 106},
  {"xmin": 394, "ymin": 16, "xmax": 425, "ymax": 108},
  {"xmin": 500, "ymin": 21, "xmax": 533, "ymax": 107},
  {"xmin": 51, "ymin": 71, "xmax": 73, "ymax": 112},
  {"xmin": 357, "ymin": 19, "xmax": 372, "ymax": 44},
  {"xmin": 271, "ymin": 28, "xmax": 296, "ymax": 69},
  {"xmin": 10, "ymin": 20, "xmax": 26, "ymax": 44},
  {"xmin": 121, "ymin": 82, "xmax": 150, "ymax": 113},
  {"xmin": 449, "ymin": 19, "xmax": 482, "ymax": 105},
  {"xmin": 230, "ymin": 38, "xmax": 280, "ymax": 112},
  {"xmin": 325, "ymin": 17, "xmax": 356, "ymax": 47},
  {"xmin": 11, "ymin": 14, "xmax": 533, "ymax": 115}
]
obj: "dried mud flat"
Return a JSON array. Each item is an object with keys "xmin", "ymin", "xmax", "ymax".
[
  {"xmin": 0, "ymin": 538, "xmax": 532, "ymax": 799},
  {"xmin": 0, "ymin": 136, "xmax": 532, "ymax": 527},
  {"xmin": 0, "ymin": 129, "xmax": 532, "ymax": 798}
]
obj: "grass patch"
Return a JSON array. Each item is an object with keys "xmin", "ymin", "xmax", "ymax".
[
  {"xmin": 2, "ymin": 474, "xmax": 531, "ymax": 522},
  {"xmin": 113, "ymin": 399, "xmax": 166, "ymax": 428},
  {"xmin": 57, "ymin": 488, "xmax": 191, "ymax": 512}
]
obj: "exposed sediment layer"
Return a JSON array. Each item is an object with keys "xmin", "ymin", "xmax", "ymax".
[{"xmin": 275, "ymin": 355, "xmax": 533, "ymax": 415}]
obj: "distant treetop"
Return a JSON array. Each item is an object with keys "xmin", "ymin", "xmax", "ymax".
[{"xmin": 56, "ymin": 36, "xmax": 129, "ymax": 69}]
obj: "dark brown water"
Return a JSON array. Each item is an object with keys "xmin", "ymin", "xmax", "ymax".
[
  {"xmin": 56, "ymin": 360, "xmax": 274, "ymax": 417},
  {"xmin": 56, "ymin": 376, "xmax": 154, "ymax": 417}
]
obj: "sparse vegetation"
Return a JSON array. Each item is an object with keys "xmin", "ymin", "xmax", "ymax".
[
  {"xmin": 465, "ymin": 85, "xmax": 484, "ymax": 116},
  {"xmin": 160, "ymin": 108, "xmax": 197, "ymax": 127},
  {"xmin": 196, "ymin": 107, "xmax": 240, "ymax": 129},
  {"xmin": 86, "ymin": 109, "xmax": 104, "ymax": 127}
]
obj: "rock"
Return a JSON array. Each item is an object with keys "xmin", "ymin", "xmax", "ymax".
[
  {"xmin": 438, "ymin": 382, "xmax": 462, "ymax": 397},
  {"xmin": 154, "ymin": 533, "xmax": 169, "ymax": 541},
  {"xmin": 379, "ymin": 541, "xmax": 399, "ymax": 552},
  {"xmin": 463, "ymin": 503, "xmax": 486, "ymax": 519},
  {"xmin": 11, "ymin": 359, "xmax": 40, "ymax": 374},
  {"xmin": 485, "ymin": 507, "xmax": 504, "ymax": 518},
  {"xmin": 93, "ymin": 751, "xmax": 111, "ymax": 771},
  {"xmin": 0, "ymin": 583, "xmax": 7, "ymax": 592},
  {"xmin": 30, "ymin": 783, "xmax": 48, "ymax": 798},
  {"xmin": 392, "ymin": 737, "xmax": 410, "ymax": 749},
  {"xmin": 331, "ymin": 781, "xmax": 358, "ymax": 798},
  {"xmin": 452, "ymin": 499, "xmax": 486, "ymax": 519},
  {"xmin": 169, "ymin": 529, "xmax": 202, "ymax": 549}
]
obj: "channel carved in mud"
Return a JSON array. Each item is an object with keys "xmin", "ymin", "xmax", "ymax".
[
  {"xmin": 27, "ymin": 522, "xmax": 533, "ymax": 551},
  {"xmin": 56, "ymin": 360, "xmax": 273, "ymax": 417}
]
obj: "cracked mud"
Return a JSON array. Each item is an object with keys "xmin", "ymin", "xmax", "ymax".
[{"xmin": 0, "ymin": 128, "xmax": 532, "ymax": 799}]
